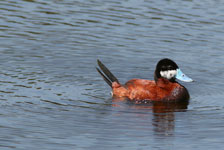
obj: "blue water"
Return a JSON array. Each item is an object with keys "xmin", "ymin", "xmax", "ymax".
[{"xmin": 0, "ymin": 0, "xmax": 224, "ymax": 149}]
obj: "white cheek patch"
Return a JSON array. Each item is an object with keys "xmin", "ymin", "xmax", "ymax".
[{"xmin": 160, "ymin": 70, "xmax": 177, "ymax": 80}]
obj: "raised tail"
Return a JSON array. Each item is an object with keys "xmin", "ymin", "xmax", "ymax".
[{"xmin": 96, "ymin": 59, "xmax": 119, "ymax": 87}]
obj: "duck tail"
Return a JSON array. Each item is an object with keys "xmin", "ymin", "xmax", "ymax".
[{"xmin": 96, "ymin": 59, "xmax": 119, "ymax": 88}]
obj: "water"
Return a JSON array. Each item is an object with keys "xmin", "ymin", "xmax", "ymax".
[{"xmin": 1, "ymin": 0, "xmax": 224, "ymax": 149}]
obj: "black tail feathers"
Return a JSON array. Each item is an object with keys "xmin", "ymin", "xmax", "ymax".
[{"xmin": 96, "ymin": 59, "xmax": 119, "ymax": 87}]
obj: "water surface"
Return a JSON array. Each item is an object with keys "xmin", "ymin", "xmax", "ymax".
[{"xmin": 0, "ymin": 0, "xmax": 224, "ymax": 149}]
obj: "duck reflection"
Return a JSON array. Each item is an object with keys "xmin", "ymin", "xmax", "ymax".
[
  {"xmin": 151, "ymin": 101, "xmax": 188, "ymax": 136},
  {"xmin": 112, "ymin": 98, "xmax": 189, "ymax": 136}
]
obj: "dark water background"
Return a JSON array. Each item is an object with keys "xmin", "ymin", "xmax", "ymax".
[{"xmin": 1, "ymin": 0, "xmax": 224, "ymax": 149}]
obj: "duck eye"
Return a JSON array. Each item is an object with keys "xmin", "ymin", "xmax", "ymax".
[
  {"xmin": 182, "ymin": 74, "xmax": 185, "ymax": 77},
  {"xmin": 167, "ymin": 65, "xmax": 174, "ymax": 70}
]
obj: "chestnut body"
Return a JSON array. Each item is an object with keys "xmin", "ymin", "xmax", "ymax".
[
  {"xmin": 112, "ymin": 78, "xmax": 189, "ymax": 103},
  {"xmin": 96, "ymin": 59, "xmax": 192, "ymax": 103}
]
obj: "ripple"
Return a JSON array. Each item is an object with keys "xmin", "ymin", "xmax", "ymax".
[
  {"xmin": 1, "ymin": 0, "xmax": 224, "ymax": 149},
  {"xmin": 0, "ymin": 90, "xmax": 14, "ymax": 94}
]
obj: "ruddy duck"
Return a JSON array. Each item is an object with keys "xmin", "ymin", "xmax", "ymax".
[{"xmin": 96, "ymin": 58, "xmax": 193, "ymax": 103}]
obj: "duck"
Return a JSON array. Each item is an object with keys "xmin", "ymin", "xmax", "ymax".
[{"xmin": 96, "ymin": 58, "xmax": 193, "ymax": 103}]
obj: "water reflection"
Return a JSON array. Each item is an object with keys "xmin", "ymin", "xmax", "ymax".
[
  {"xmin": 113, "ymin": 98, "xmax": 188, "ymax": 136},
  {"xmin": 152, "ymin": 101, "xmax": 188, "ymax": 136}
]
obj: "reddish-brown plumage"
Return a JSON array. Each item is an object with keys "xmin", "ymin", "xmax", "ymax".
[
  {"xmin": 112, "ymin": 78, "xmax": 188, "ymax": 102},
  {"xmin": 96, "ymin": 59, "xmax": 191, "ymax": 103}
]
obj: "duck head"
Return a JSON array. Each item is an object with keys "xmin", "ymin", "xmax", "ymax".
[{"xmin": 154, "ymin": 58, "xmax": 193, "ymax": 82}]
